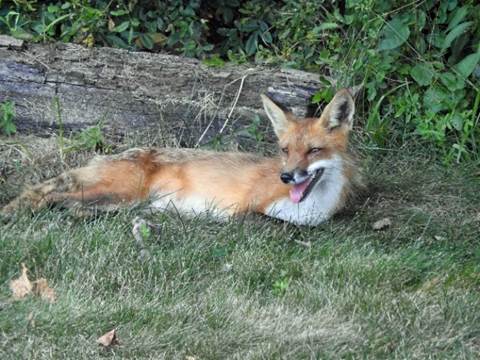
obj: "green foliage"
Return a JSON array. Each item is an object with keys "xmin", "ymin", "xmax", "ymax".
[
  {"xmin": 139, "ymin": 222, "xmax": 151, "ymax": 240},
  {"xmin": 202, "ymin": 54, "xmax": 225, "ymax": 68},
  {"xmin": 64, "ymin": 124, "xmax": 108, "ymax": 153},
  {"xmin": 1, "ymin": 0, "xmax": 480, "ymax": 162},
  {"xmin": 0, "ymin": 101, "xmax": 16, "ymax": 136},
  {"xmin": 272, "ymin": 277, "xmax": 289, "ymax": 296},
  {"xmin": 378, "ymin": 16, "xmax": 410, "ymax": 51},
  {"xmin": 237, "ymin": 114, "xmax": 264, "ymax": 142}
]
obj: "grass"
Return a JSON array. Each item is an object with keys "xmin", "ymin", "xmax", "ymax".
[{"xmin": 0, "ymin": 134, "xmax": 479, "ymax": 359}]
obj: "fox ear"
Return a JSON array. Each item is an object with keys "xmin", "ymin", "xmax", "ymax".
[
  {"xmin": 322, "ymin": 89, "xmax": 355, "ymax": 130},
  {"xmin": 261, "ymin": 94, "xmax": 289, "ymax": 137}
]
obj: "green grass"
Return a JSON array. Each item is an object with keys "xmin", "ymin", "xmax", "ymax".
[{"xmin": 1, "ymin": 136, "xmax": 479, "ymax": 359}]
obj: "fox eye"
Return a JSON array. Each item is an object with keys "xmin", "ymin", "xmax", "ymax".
[
  {"xmin": 308, "ymin": 147, "xmax": 323, "ymax": 155},
  {"xmin": 281, "ymin": 147, "xmax": 289, "ymax": 154}
]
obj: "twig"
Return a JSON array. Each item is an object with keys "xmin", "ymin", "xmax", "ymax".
[
  {"xmin": 219, "ymin": 73, "xmax": 249, "ymax": 134},
  {"xmin": 195, "ymin": 71, "xmax": 250, "ymax": 146},
  {"xmin": 294, "ymin": 239, "xmax": 312, "ymax": 248}
]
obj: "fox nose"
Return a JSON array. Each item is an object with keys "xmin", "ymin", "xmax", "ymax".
[{"xmin": 280, "ymin": 172, "xmax": 294, "ymax": 184}]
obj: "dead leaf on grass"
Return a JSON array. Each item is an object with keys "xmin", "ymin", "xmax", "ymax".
[
  {"xmin": 108, "ymin": 18, "xmax": 115, "ymax": 32},
  {"xmin": 97, "ymin": 329, "xmax": 119, "ymax": 347},
  {"xmin": 222, "ymin": 263, "xmax": 233, "ymax": 273},
  {"xmin": 10, "ymin": 263, "xmax": 33, "ymax": 299},
  {"xmin": 10, "ymin": 264, "xmax": 56, "ymax": 303},
  {"xmin": 372, "ymin": 217, "xmax": 392, "ymax": 231},
  {"xmin": 33, "ymin": 278, "xmax": 56, "ymax": 303},
  {"xmin": 185, "ymin": 356, "xmax": 196, "ymax": 360}
]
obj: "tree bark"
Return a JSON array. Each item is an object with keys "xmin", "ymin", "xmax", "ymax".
[{"xmin": 0, "ymin": 38, "xmax": 326, "ymax": 146}]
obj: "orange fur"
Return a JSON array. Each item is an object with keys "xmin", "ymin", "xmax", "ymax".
[{"xmin": 2, "ymin": 89, "xmax": 361, "ymax": 225}]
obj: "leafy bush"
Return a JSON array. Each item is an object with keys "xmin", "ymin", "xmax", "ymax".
[
  {"xmin": 0, "ymin": 101, "xmax": 16, "ymax": 136},
  {"xmin": 1, "ymin": 0, "xmax": 479, "ymax": 162}
]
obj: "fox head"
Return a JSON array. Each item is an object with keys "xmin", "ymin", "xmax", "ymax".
[{"xmin": 261, "ymin": 89, "xmax": 355, "ymax": 203}]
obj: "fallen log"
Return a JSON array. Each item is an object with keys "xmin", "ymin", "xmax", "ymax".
[{"xmin": 0, "ymin": 37, "xmax": 326, "ymax": 146}]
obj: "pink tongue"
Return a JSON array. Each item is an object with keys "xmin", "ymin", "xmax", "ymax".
[{"xmin": 289, "ymin": 179, "xmax": 311, "ymax": 203}]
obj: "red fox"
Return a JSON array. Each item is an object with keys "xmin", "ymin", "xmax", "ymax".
[{"xmin": 1, "ymin": 89, "xmax": 360, "ymax": 225}]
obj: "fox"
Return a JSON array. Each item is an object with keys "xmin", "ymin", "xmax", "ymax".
[{"xmin": 1, "ymin": 88, "xmax": 361, "ymax": 226}]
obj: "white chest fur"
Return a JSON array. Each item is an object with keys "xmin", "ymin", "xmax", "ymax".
[{"xmin": 264, "ymin": 159, "xmax": 345, "ymax": 226}]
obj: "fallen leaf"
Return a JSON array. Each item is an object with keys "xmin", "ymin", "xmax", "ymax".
[
  {"xmin": 108, "ymin": 18, "xmax": 115, "ymax": 32},
  {"xmin": 222, "ymin": 263, "xmax": 233, "ymax": 272},
  {"xmin": 185, "ymin": 356, "xmax": 196, "ymax": 360},
  {"xmin": 372, "ymin": 217, "xmax": 392, "ymax": 231},
  {"xmin": 97, "ymin": 329, "xmax": 119, "ymax": 347},
  {"xmin": 151, "ymin": 32, "xmax": 168, "ymax": 45},
  {"xmin": 10, "ymin": 263, "xmax": 33, "ymax": 299},
  {"xmin": 33, "ymin": 278, "xmax": 56, "ymax": 303}
]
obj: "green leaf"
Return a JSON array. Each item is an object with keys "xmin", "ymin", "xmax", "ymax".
[
  {"xmin": 167, "ymin": 32, "xmax": 180, "ymax": 46},
  {"xmin": 261, "ymin": 31, "xmax": 272, "ymax": 44},
  {"xmin": 32, "ymin": 23, "xmax": 46, "ymax": 34},
  {"xmin": 11, "ymin": 29, "xmax": 34, "ymax": 41},
  {"xmin": 424, "ymin": 86, "xmax": 449, "ymax": 113},
  {"xmin": 139, "ymin": 223, "xmax": 151, "ymax": 239},
  {"xmin": 442, "ymin": 21, "xmax": 472, "ymax": 50},
  {"xmin": 447, "ymin": 5, "xmax": 469, "ymax": 31},
  {"xmin": 245, "ymin": 33, "xmax": 258, "ymax": 55},
  {"xmin": 105, "ymin": 34, "xmax": 129, "ymax": 48},
  {"xmin": 313, "ymin": 22, "xmax": 339, "ymax": 32},
  {"xmin": 202, "ymin": 43, "xmax": 214, "ymax": 51},
  {"xmin": 110, "ymin": 9, "xmax": 129, "ymax": 16},
  {"xmin": 47, "ymin": 5, "xmax": 60, "ymax": 13},
  {"xmin": 112, "ymin": 21, "xmax": 130, "ymax": 33},
  {"xmin": 3, "ymin": 122, "xmax": 16, "ymax": 135},
  {"xmin": 203, "ymin": 55, "xmax": 225, "ymax": 68},
  {"xmin": 311, "ymin": 88, "xmax": 334, "ymax": 104},
  {"xmin": 130, "ymin": 18, "xmax": 140, "ymax": 27},
  {"xmin": 447, "ymin": 0, "xmax": 458, "ymax": 11},
  {"xmin": 241, "ymin": 20, "xmax": 258, "ymax": 32},
  {"xmin": 139, "ymin": 34, "xmax": 154, "ymax": 49},
  {"xmin": 450, "ymin": 113, "xmax": 463, "ymax": 131},
  {"xmin": 439, "ymin": 72, "xmax": 464, "ymax": 90},
  {"xmin": 416, "ymin": 10, "xmax": 426, "ymax": 31},
  {"xmin": 378, "ymin": 17, "xmax": 410, "ymax": 51},
  {"xmin": 454, "ymin": 51, "xmax": 480, "ymax": 79},
  {"xmin": 410, "ymin": 63, "xmax": 435, "ymax": 86},
  {"xmin": 157, "ymin": 18, "xmax": 164, "ymax": 31}
]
